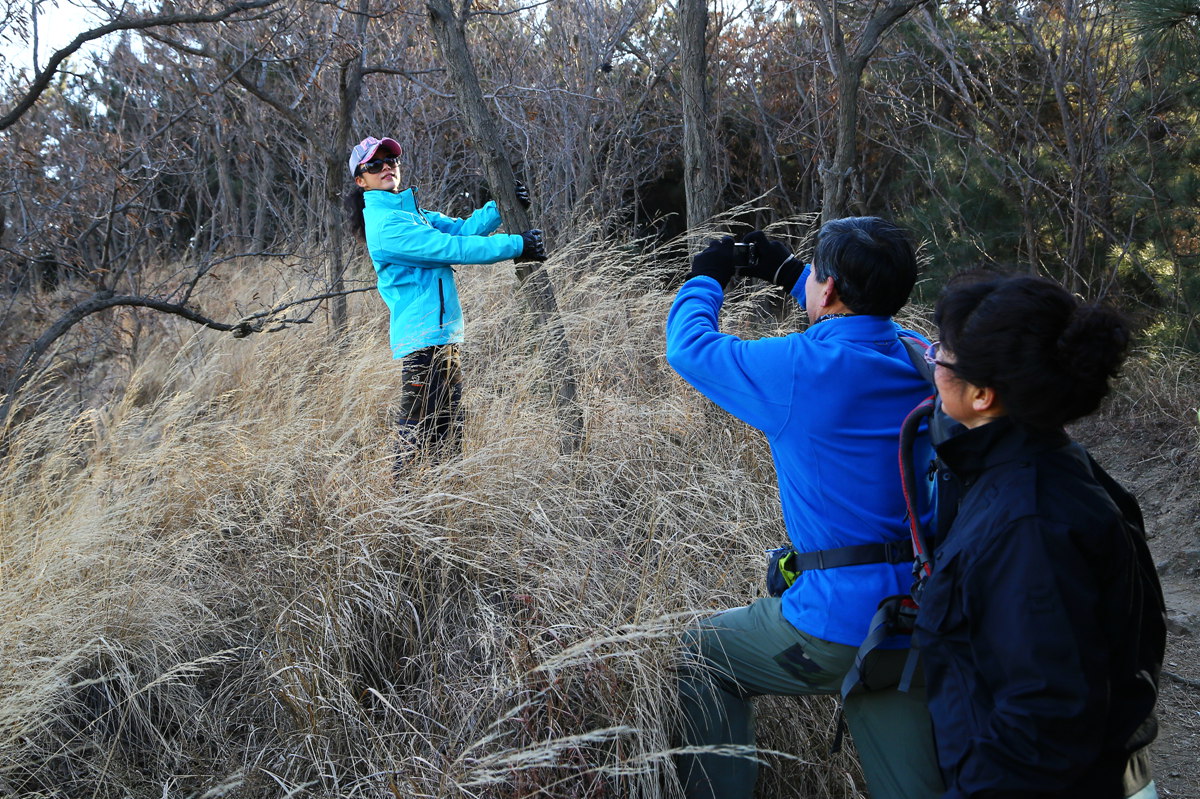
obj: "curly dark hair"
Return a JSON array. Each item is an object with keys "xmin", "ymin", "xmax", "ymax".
[{"xmin": 934, "ymin": 272, "xmax": 1131, "ymax": 429}]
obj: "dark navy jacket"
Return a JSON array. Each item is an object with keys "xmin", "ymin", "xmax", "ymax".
[{"xmin": 915, "ymin": 418, "xmax": 1163, "ymax": 798}]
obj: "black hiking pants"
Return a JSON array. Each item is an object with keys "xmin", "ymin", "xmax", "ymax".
[{"xmin": 395, "ymin": 344, "xmax": 463, "ymax": 471}]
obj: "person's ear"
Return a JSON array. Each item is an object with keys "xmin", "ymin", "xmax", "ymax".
[
  {"xmin": 970, "ymin": 384, "xmax": 1005, "ymax": 418},
  {"xmin": 818, "ymin": 276, "xmax": 838, "ymax": 309},
  {"xmin": 354, "ymin": 174, "xmax": 367, "ymax": 189}
]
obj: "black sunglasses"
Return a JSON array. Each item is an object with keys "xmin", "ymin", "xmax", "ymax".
[{"xmin": 357, "ymin": 156, "xmax": 400, "ymax": 175}]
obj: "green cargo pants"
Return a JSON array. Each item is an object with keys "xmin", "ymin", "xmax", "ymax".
[{"xmin": 677, "ymin": 596, "xmax": 943, "ymax": 799}]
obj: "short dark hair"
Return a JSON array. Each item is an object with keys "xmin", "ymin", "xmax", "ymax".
[
  {"xmin": 934, "ymin": 272, "xmax": 1131, "ymax": 429},
  {"xmin": 812, "ymin": 216, "xmax": 917, "ymax": 317}
]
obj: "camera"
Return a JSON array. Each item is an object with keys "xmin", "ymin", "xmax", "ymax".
[{"xmin": 732, "ymin": 242, "xmax": 757, "ymax": 270}]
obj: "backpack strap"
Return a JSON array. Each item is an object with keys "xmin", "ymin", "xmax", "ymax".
[
  {"xmin": 899, "ymin": 396, "xmax": 937, "ymax": 582},
  {"xmin": 1086, "ymin": 452, "xmax": 1166, "ymax": 759},
  {"xmin": 899, "ymin": 334, "xmax": 935, "ymax": 384},
  {"xmin": 830, "ymin": 593, "xmax": 919, "ymax": 753},
  {"xmin": 830, "ymin": 394, "xmax": 939, "ymax": 755}
]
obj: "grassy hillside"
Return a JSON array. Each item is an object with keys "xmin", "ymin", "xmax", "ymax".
[
  {"xmin": 2, "ymin": 233, "xmax": 1196, "ymax": 798},
  {"xmin": 0, "ymin": 235, "xmax": 872, "ymax": 798}
]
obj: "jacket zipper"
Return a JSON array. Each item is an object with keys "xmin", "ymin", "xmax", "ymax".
[{"xmin": 438, "ymin": 278, "xmax": 446, "ymax": 327}]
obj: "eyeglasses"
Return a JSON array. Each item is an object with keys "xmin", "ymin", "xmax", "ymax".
[
  {"xmin": 923, "ymin": 341, "xmax": 959, "ymax": 371},
  {"xmin": 356, "ymin": 156, "xmax": 400, "ymax": 175}
]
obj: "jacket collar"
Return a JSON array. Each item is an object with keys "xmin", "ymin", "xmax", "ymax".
[
  {"xmin": 803, "ymin": 314, "xmax": 900, "ymax": 341},
  {"xmin": 364, "ymin": 187, "xmax": 418, "ymax": 211},
  {"xmin": 936, "ymin": 416, "xmax": 1071, "ymax": 483}
]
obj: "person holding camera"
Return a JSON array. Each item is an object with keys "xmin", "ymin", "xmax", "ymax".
[
  {"xmin": 346, "ymin": 136, "xmax": 546, "ymax": 469},
  {"xmin": 665, "ymin": 218, "xmax": 943, "ymax": 799}
]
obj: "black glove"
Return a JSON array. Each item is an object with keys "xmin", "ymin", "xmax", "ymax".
[
  {"xmin": 514, "ymin": 179, "xmax": 532, "ymax": 210},
  {"xmin": 687, "ymin": 236, "xmax": 738, "ymax": 289},
  {"xmin": 514, "ymin": 229, "xmax": 547, "ymax": 263},
  {"xmin": 739, "ymin": 230, "xmax": 804, "ymax": 293}
]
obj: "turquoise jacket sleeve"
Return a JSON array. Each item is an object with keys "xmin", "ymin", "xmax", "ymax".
[
  {"xmin": 423, "ymin": 201, "xmax": 504, "ymax": 237},
  {"xmin": 368, "ymin": 211, "xmax": 523, "ymax": 268}
]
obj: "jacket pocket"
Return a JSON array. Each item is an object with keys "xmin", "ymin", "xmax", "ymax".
[
  {"xmin": 437, "ymin": 278, "xmax": 446, "ymax": 327},
  {"xmin": 916, "ymin": 553, "xmax": 966, "ymax": 636}
]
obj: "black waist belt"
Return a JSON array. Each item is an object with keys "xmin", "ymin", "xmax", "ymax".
[{"xmin": 791, "ymin": 541, "xmax": 911, "ymax": 572}]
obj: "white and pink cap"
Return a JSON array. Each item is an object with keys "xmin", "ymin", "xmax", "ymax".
[{"xmin": 348, "ymin": 136, "xmax": 403, "ymax": 177}]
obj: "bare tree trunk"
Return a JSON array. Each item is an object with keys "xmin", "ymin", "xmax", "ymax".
[
  {"xmin": 251, "ymin": 156, "xmax": 276, "ymax": 250},
  {"xmin": 425, "ymin": 0, "xmax": 583, "ymax": 454},
  {"xmin": 824, "ymin": 63, "xmax": 864, "ymax": 222},
  {"xmin": 324, "ymin": 0, "xmax": 372, "ymax": 337},
  {"xmin": 324, "ymin": 170, "xmax": 349, "ymax": 334},
  {"xmin": 815, "ymin": 0, "xmax": 928, "ymax": 222},
  {"xmin": 215, "ymin": 126, "xmax": 237, "ymax": 242},
  {"xmin": 679, "ymin": 0, "xmax": 720, "ymax": 235}
]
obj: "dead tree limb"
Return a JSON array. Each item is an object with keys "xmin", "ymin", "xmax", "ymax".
[
  {"xmin": 0, "ymin": 0, "xmax": 285, "ymax": 131},
  {"xmin": 814, "ymin": 0, "xmax": 930, "ymax": 221},
  {"xmin": 425, "ymin": 0, "xmax": 584, "ymax": 454},
  {"xmin": 1163, "ymin": 670, "xmax": 1200, "ymax": 690},
  {"xmin": 0, "ymin": 286, "xmax": 374, "ymax": 433}
]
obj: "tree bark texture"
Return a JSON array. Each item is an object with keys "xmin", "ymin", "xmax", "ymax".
[
  {"xmin": 679, "ymin": 0, "xmax": 720, "ymax": 235},
  {"xmin": 816, "ymin": 0, "xmax": 929, "ymax": 223},
  {"xmin": 325, "ymin": 0, "xmax": 372, "ymax": 336},
  {"xmin": 425, "ymin": 0, "xmax": 583, "ymax": 453}
]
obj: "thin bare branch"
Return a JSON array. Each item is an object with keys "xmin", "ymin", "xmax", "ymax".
[
  {"xmin": 0, "ymin": 283, "xmax": 375, "ymax": 431},
  {"xmin": 0, "ymin": 0, "xmax": 286, "ymax": 131}
]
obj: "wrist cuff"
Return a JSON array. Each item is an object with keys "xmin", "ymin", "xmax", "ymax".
[
  {"xmin": 774, "ymin": 255, "xmax": 804, "ymax": 293},
  {"xmin": 687, "ymin": 271, "xmax": 730, "ymax": 290}
]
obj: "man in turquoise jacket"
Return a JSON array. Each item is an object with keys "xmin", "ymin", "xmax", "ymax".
[
  {"xmin": 349, "ymin": 136, "xmax": 546, "ymax": 468},
  {"xmin": 665, "ymin": 218, "xmax": 943, "ymax": 799}
]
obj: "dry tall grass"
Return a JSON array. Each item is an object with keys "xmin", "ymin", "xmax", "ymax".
[
  {"xmin": 0, "ymin": 232, "xmax": 869, "ymax": 798},
  {"xmin": 1100, "ymin": 344, "xmax": 1200, "ymax": 462}
]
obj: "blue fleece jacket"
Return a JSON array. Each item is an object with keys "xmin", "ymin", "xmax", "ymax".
[
  {"xmin": 665, "ymin": 273, "xmax": 934, "ymax": 646},
  {"xmin": 363, "ymin": 188, "xmax": 525, "ymax": 359}
]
